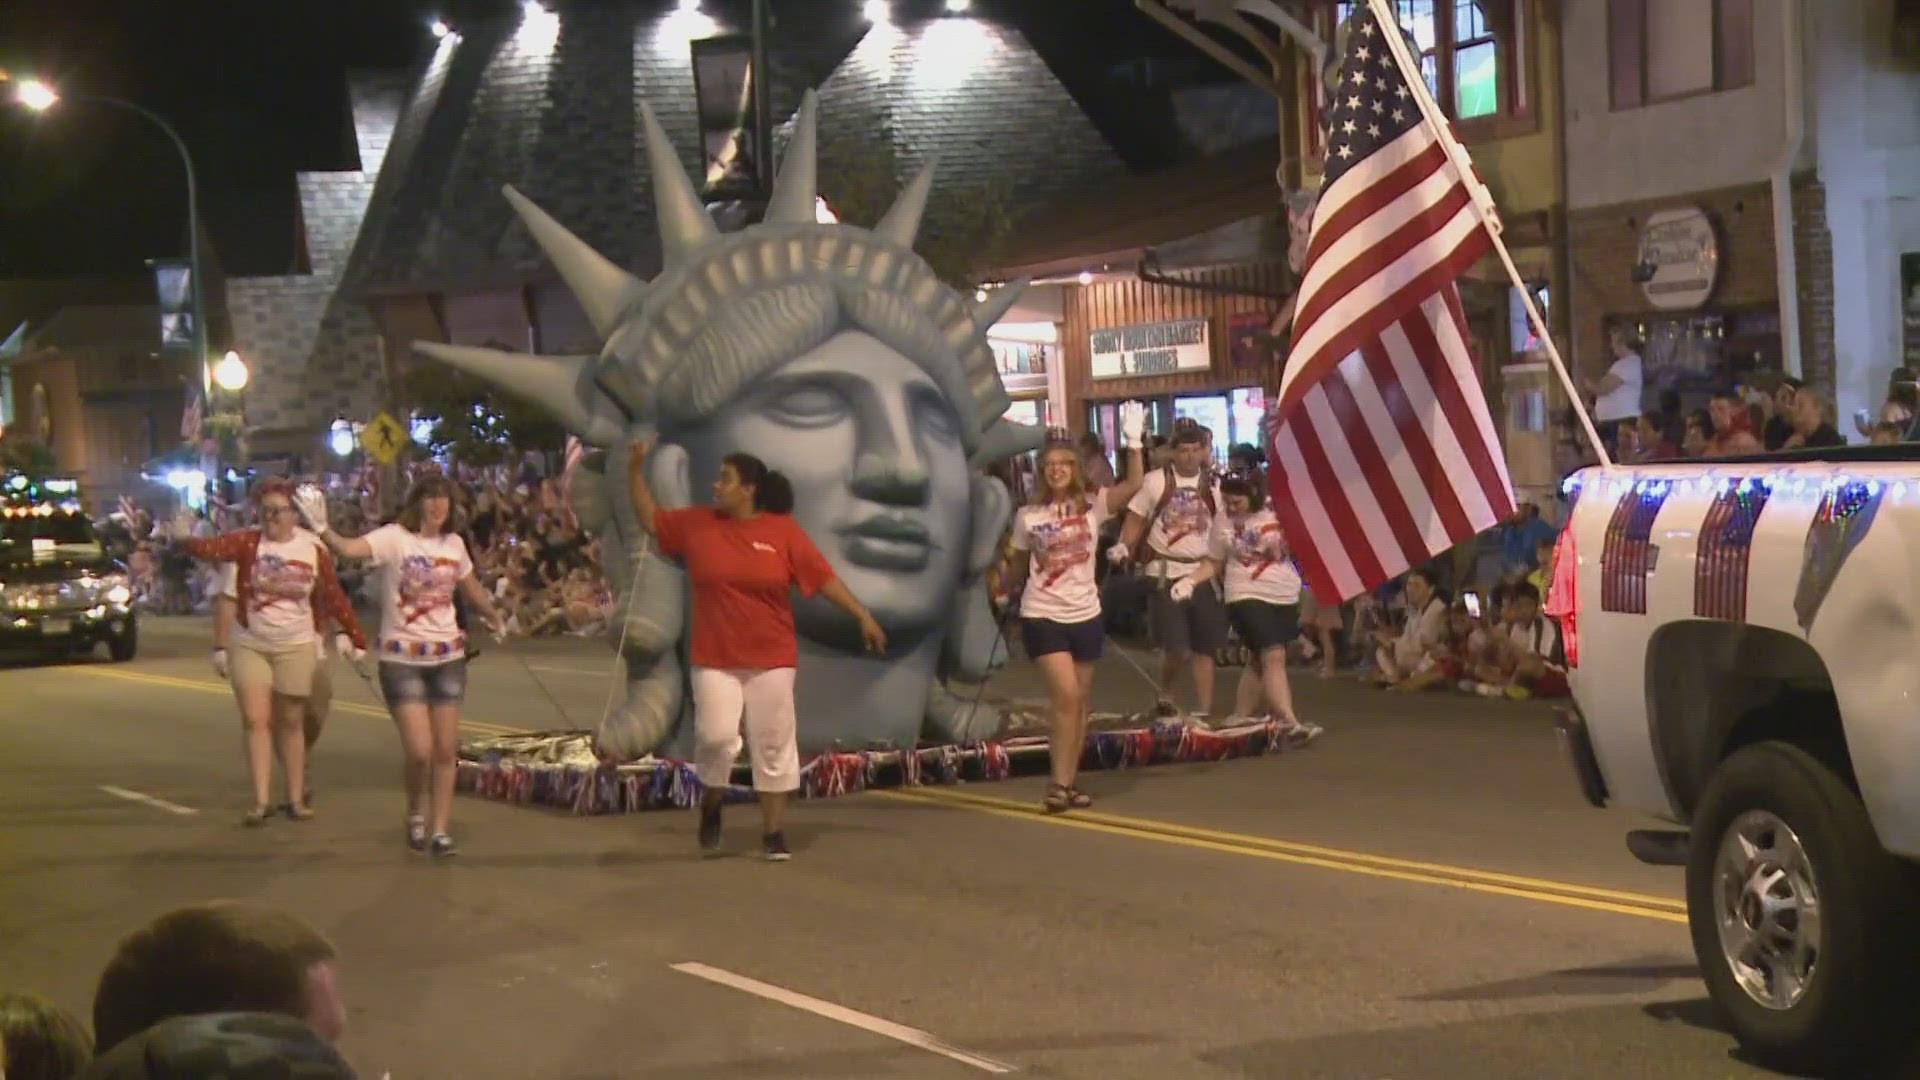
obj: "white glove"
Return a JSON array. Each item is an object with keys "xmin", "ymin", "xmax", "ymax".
[
  {"xmin": 1119, "ymin": 401, "xmax": 1148, "ymax": 449},
  {"xmin": 211, "ymin": 647, "xmax": 230, "ymax": 679},
  {"xmin": 1106, "ymin": 541, "xmax": 1130, "ymax": 564},
  {"xmin": 333, "ymin": 632, "xmax": 366, "ymax": 663},
  {"xmin": 292, "ymin": 484, "xmax": 331, "ymax": 535},
  {"xmin": 165, "ymin": 508, "xmax": 197, "ymax": 541},
  {"xmin": 1169, "ymin": 575, "xmax": 1199, "ymax": 603}
]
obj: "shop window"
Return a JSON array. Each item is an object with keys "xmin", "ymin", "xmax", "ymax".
[
  {"xmin": 1608, "ymin": 0, "xmax": 1754, "ymax": 110},
  {"xmin": 1607, "ymin": 311, "xmax": 1780, "ymax": 418},
  {"xmin": 1333, "ymin": 1, "xmax": 1527, "ymax": 126},
  {"xmin": 990, "ymin": 340, "xmax": 1049, "ymax": 378}
]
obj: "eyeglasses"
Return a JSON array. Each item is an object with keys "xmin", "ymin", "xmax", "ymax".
[{"xmin": 261, "ymin": 504, "xmax": 296, "ymax": 515}]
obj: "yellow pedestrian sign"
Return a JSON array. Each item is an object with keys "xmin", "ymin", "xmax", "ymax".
[{"xmin": 361, "ymin": 411, "xmax": 408, "ymax": 464}]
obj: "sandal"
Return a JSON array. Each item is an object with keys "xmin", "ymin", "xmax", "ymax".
[{"xmin": 1042, "ymin": 784, "xmax": 1093, "ymax": 814}]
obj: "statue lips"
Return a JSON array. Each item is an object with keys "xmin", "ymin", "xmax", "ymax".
[{"xmin": 837, "ymin": 514, "xmax": 934, "ymax": 571}]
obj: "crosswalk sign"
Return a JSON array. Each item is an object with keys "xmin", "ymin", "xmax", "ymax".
[{"xmin": 361, "ymin": 411, "xmax": 408, "ymax": 465}]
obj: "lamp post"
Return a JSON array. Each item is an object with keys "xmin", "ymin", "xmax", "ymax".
[{"xmin": 9, "ymin": 80, "xmax": 211, "ymax": 403}]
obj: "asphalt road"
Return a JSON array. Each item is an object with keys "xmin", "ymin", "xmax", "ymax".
[{"xmin": 0, "ymin": 616, "xmax": 1819, "ymax": 1078}]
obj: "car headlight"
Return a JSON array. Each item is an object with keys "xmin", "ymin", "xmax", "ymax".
[{"xmin": 99, "ymin": 573, "xmax": 132, "ymax": 606}]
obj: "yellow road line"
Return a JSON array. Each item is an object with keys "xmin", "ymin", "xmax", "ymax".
[
  {"xmin": 66, "ymin": 667, "xmax": 529, "ymax": 738},
  {"xmin": 872, "ymin": 788, "xmax": 1688, "ymax": 925}
]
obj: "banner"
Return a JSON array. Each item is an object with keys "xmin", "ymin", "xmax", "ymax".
[
  {"xmin": 689, "ymin": 35, "xmax": 757, "ymax": 198},
  {"xmin": 151, "ymin": 258, "xmax": 195, "ymax": 352}
]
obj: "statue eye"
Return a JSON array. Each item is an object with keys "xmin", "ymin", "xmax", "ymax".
[
  {"xmin": 913, "ymin": 392, "xmax": 959, "ymax": 443},
  {"xmin": 764, "ymin": 383, "xmax": 847, "ymax": 427}
]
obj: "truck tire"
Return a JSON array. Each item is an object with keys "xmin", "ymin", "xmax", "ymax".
[
  {"xmin": 107, "ymin": 617, "xmax": 138, "ymax": 662},
  {"xmin": 1686, "ymin": 740, "xmax": 1914, "ymax": 1074}
]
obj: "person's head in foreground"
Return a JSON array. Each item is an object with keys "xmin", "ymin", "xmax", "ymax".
[
  {"xmin": 92, "ymin": 902, "xmax": 345, "ymax": 1057},
  {"xmin": 0, "ymin": 992, "xmax": 93, "ymax": 1080},
  {"xmin": 76, "ymin": 1013, "xmax": 353, "ymax": 1080}
]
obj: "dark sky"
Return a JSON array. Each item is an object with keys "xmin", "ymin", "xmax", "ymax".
[{"xmin": 0, "ymin": 0, "xmax": 1234, "ymax": 282}]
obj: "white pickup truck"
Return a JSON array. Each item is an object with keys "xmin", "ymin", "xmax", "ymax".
[{"xmin": 1553, "ymin": 455, "xmax": 1920, "ymax": 1074}]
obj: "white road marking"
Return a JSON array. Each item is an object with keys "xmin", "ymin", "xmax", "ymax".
[
  {"xmin": 670, "ymin": 961, "xmax": 1016, "ymax": 1074},
  {"xmin": 99, "ymin": 785, "xmax": 198, "ymax": 816}
]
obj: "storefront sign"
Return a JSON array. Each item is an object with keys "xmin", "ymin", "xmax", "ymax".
[
  {"xmin": 1636, "ymin": 207, "xmax": 1720, "ymax": 311},
  {"xmin": 1089, "ymin": 319, "xmax": 1211, "ymax": 380}
]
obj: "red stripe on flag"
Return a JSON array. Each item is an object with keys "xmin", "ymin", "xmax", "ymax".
[
  {"xmin": 1316, "ymin": 366, "xmax": 1432, "ymax": 572},
  {"xmin": 1298, "ymin": 140, "xmax": 1452, "ymax": 279},
  {"xmin": 1291, "ymin": 181, "xmax": 1475, "ymax": 348},
  {"xmin": 1355, "ymin": 340, "xmax": 1473, "ymax": 540},
  {"xmin": 1270, "ymin": 405, "xmax": 1386, "ymax": 600},
  {"xmin": 1413, "ymin": 291, "xmax": 1512, "ymax": 516}
]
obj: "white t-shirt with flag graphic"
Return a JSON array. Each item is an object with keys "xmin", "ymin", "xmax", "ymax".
[
  {"xmin": 1126, "ymin": 468, "xmax": 1221, "ymax": 575},
  {"xmin": 365, "ymin": 524, "xmax": 473, "ymax": 664},
  {"xmin": 1210, "ymin": 508, "xmax": 1302, "ymax": 606},
  {"xmin": 1008, "ymin": 492, "xmax": 1113, "ymax": 624}
]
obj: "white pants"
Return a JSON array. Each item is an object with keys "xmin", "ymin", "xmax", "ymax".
[{"xmin": 691, "ymin": 666, "xmax": 800, "ymax": 793}]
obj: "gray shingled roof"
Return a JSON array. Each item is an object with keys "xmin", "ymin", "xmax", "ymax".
[
  {"xmin": 348, "ymin": 0, "xmax": 864, "ymax": 290},
  {"xmin": 775, "ymin": 15, "xmax": 1129, "ymax": 275},
  {"xmin": 348, "ymin": 3, "xmax": 1129, "ymax": 292}
]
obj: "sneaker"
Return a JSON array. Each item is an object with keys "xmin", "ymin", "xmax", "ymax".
[
  {"xmin": 698, "ymin": 800, "xmax": 723, "ymax": 854},
  {"xmin": 763, "ymin": 832, "xmax": 791, "ymax": 862},
  {"xmin": 242, "ymin": 807, "xmax": 272, "ymax": 828},
  {"xmin": 1284, "ymin": 718, "xmax": 1325, "ymax": 746},
  {"xmin": 406, "ymin": 815, "xmax": 428, "ymax": 852},
  {"xmin": 429, "ymin": 833, "xmax": 457, "ymax": 858}
]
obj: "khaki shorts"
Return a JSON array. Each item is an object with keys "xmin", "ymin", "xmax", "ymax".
[{"xmin": 231, "ymin": 642, "xmax": 320, "ymax": 699}]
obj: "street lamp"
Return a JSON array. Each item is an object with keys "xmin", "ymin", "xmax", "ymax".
[
  {"xmin": 8, "ymin": 78, "xmax": 210, "ymax": 404},
  {"xmin": 212, "ymin": 350, "xmax": 249, "ymax": 392}
]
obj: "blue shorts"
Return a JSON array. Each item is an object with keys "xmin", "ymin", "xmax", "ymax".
[
  {"xmin": 1021, "ymin": 616, "xmax": 1104, "ymax": 663},
  {"xmin": 378, "ymin": 659, "xmax": 468, "ymax": 707}
]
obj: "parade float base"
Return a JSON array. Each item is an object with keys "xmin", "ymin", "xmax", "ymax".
[{"xmin": 457, "ymin": 706, "xmax": 1308, "ymax": 814}]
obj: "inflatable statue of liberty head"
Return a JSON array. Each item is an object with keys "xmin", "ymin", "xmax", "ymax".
[{"xmin": 414, "ymin": 92, "xmax": 1045, "ymax": 759}]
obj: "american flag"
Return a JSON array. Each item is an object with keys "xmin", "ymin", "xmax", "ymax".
[
  {"xmin": 1694, "ymin": 481, "xmax": 1771, "ymax": 622},
  {"xmin": 1266, "ymin": 5, "xmax": 1515, "ymax": 603}
]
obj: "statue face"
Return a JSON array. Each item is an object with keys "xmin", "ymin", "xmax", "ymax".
[{"xmin": 676, "ymin": 330, "xmax": 973, "ymax": 643}]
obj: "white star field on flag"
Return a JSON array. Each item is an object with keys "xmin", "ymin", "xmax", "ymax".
[{"xmin": 1322, "ymin": 10, "xmax": 1418, "ymax": 177}]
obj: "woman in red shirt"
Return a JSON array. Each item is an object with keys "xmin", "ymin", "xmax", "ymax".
[{"xmin": 625, "ymin": 440, "xmax": 887, "ymax": 861}]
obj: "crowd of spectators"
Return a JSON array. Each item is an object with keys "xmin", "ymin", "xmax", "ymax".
[{"xmin": 101, "ymin": 456, "xmax": 616, "ymax": 637}]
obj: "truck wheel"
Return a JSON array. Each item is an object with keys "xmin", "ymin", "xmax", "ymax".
[
  {"xmin": 107, "ymin": 617, "xmax": 138, "ymax": 662},
  {"xmin": 1686, "ymin": 740, "xmax": 1914, "ymax": 1074}
]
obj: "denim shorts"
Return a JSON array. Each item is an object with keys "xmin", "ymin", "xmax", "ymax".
[{"xmin": 377, "ymin": 658, "xmax": 468, "ymax": 706}]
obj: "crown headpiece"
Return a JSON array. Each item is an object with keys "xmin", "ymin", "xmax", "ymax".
[{"xmin": 412, "ymin": 91, "xmax": 1043, "ymax": 464}]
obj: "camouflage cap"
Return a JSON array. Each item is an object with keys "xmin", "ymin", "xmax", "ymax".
[{"xmin": 77, "ymin": 1013, "xmax": 354, "ymax": 1080}]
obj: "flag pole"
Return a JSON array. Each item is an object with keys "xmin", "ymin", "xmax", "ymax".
[{"xmin": 1361, "ymin": 0, "xmax": 1614, "ymax": 469}]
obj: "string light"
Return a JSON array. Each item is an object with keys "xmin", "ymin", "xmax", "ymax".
[{"xmin": 1562, "ymin": 466, "xmax": 1912, "ymax": 506}]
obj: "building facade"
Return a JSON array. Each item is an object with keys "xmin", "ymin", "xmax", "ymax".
[
  {"xmin": 1566, "ymin": 0, "xmax": 1866, "ymax": 432},
  {"xmin": 3, "ymin": 304, "xmax": 190, "ymax": 505},
  {"xmin": 224, "ymin": 1, "xmax": 1216, "ymax": 454}
]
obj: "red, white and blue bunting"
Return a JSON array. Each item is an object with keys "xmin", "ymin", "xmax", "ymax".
[{"xmin": 456, "ymin": 717, "xmax": 1304, "ymax": 815}]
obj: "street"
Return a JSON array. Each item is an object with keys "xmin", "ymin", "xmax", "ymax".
[{"xmin": 3, "ymin": 618, "xmax": 1791, "ymax": 1079}]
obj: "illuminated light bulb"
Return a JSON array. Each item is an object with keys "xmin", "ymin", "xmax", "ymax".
[
  {"xmin": 1078, "ymin": 271, "xmax": 1094, "ymax": 285},
  {"xmin": 1868, "ymin": 480, "xmax": 1882, "ymax": 497},
  {"xmin": 945, "ymin": 0, "xmax": 972, "ymax": 11},
  {"xmin": 862, "ymin": 0, "xmax": 888, "ymax": 21},
  {"xmin": 431, "ymin": 18, "xmax": 451, "ymax": 38},
  {"xmin": 1895, "ymin": 483, "xmax": 1908, "ymax": 501}
]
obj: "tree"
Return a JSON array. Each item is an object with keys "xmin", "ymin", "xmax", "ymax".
[{"xmin": 398, "ymin": 360, "xmax": 568, "ymax": 468}]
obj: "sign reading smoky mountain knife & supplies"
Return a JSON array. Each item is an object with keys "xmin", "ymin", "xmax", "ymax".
[{"xmin": 1089, "ymin": 319, "xmax": 1211, "ymax": 380}]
